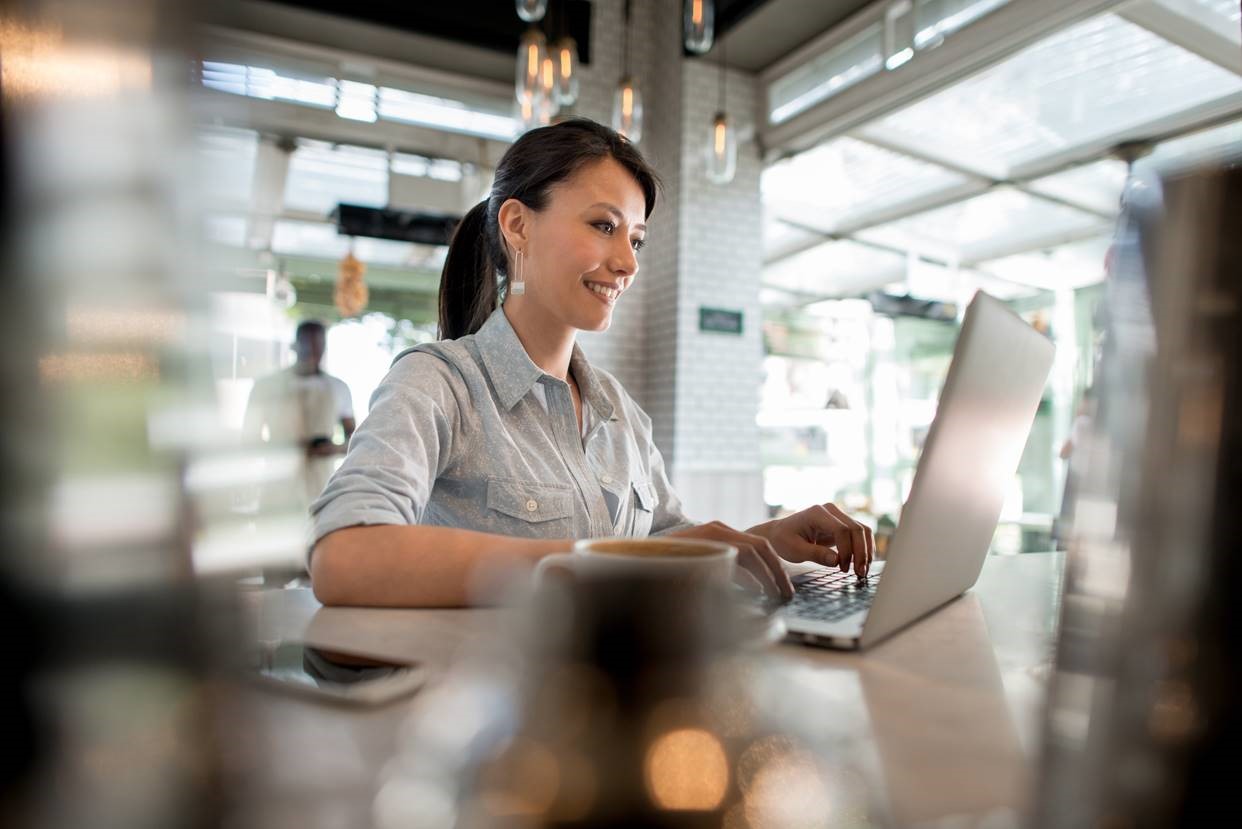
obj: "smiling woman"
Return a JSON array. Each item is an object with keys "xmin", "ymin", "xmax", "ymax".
[{"xmin": 308, "ymin": 118, "xmax": 873, "ymax": 608}]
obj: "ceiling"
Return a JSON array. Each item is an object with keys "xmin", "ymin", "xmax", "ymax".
[
  {"xmin": 212, "ymin": 0, "xmax": 874, "ymax": 78},
  {"xmin": 714, "ymin": 0, "xmax": 873, "ymax": 71}
]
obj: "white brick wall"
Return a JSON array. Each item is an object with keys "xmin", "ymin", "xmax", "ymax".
[{"xmin": 557, "ymin": 0, "xmax": 767, "ymax": 528}]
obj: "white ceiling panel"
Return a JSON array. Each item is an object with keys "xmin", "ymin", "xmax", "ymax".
[
  {"xmin": 977, "ymin": 236, "xmax": 1112, "ymax": 290},
  {"xmin": 762, "ymin": 136, "xmax": 971, "ymax": 234},
  {"xmin": 858, "ymin": 14, "xmax": 1242, "ymax": 178},
  {"xmin": 764, "ymin": 239, "xmax": 905, "ymax": 298},
  {"xmin": 855, "ymin": 187, "xmax": 1105, "ymax": 263},
  {"xmin": 1154, "ymin": 0, "xmax": 1242, "ymax": 45},
  {"xmin": 1026, "ymin": 159, "xmax": 1128, "ymax": 215}
]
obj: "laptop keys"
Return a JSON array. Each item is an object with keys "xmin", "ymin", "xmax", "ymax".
[{"xmin": 788, "ymin": 569, "xmax": 880, "ymax": 621}]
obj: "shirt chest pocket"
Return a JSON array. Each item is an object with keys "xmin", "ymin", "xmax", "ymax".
[
  {"xmin": 627, "ymin": 480, "xmax": 657, "ymax": 537},
  {"xmin": 486, "ymin": 478, "xmax": 575, "ymax": 537}
]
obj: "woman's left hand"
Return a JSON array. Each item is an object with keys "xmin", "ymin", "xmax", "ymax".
[{"xmin": 751, "ymin": 503, "xmax": 875, "ymax": 578}]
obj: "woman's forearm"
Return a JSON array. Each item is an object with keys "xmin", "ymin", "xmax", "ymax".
[{"xmin": 310, "ymin": 524, "xmax": 570, "ymax": 607}]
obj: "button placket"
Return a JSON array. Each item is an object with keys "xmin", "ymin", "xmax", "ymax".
[{"xmin": 552, "ymin": 380, "xmax": 611, "ymax": 536}]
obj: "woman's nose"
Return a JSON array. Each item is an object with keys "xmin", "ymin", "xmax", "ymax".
[{"xmin": 610, "ymin": 237, "xmax": 638, "ymax": 277}]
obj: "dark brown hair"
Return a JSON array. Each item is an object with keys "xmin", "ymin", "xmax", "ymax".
[{"xmin": 437, "ymin": 118, "xmax": 661, "ymax": 340}]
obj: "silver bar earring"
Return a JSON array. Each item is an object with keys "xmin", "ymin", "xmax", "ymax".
[{"xmin": 510, "ymin": 249, "xmax": 526, "ymax": 296}]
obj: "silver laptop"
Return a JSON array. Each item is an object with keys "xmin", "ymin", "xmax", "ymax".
[{"xmin": 782, "ymin": 290, "xmax": 1055, "ymax": 649}]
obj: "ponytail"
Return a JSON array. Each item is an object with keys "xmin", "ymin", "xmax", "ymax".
[
  {"xmin": 438, "ymin": 199, "xmax": 498, "ymax": 340},
  {"xmin": 437, "ymin": 118, "xmax": 662, "ymax": 341}
]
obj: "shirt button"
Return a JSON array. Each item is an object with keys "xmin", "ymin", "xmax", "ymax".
[
  {"xmin": 600, "ymin": 474, "xmax": 612, "ymax": 484},
  {"xmin": 526, "ymin": 499, "xmax": 538, "ymax": 512}
]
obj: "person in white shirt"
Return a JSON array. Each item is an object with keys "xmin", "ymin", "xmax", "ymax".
[{"xmin": 245, "ymin": 320, "xmax": 356, "ymax": 504}]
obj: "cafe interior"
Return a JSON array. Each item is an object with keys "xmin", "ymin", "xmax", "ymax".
[{"xmin": 2, "ymin": 0, "xmax": 1240, "ymax": 827}]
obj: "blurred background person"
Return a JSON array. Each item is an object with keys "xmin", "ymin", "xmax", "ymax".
[{"xmin": 244, "ymin": 320, "xmax": 356, "ymax": 505}]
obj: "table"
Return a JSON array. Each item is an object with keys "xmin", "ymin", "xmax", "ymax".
[{"xmin": 227, "ymin": 552, "xmax": 1063, "ymax": 828}]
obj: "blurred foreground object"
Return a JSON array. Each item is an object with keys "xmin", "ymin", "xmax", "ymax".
[
  {"xmin": 0, "ymin": 0, "xmax": 241, "ymax": 826},
  {"xmin": 1032, "ymin": 158, "xmax": 1242, "ymax": 826},
  {"xmin": 378, "ymin": 572, "xmax": 881, "ymax": 828}
]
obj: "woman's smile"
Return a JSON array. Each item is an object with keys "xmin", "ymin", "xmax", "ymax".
[{"xmin": 585, "ymin": 280, "xmax": 622, "ymax": 304}]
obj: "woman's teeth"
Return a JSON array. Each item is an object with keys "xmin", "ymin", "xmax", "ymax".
[{"xmin": 587, "ymin": 283, "xmax": 619, "ymax": 301}]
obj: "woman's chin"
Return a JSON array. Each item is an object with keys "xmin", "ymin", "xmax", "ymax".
[{"xmin": 577, "ymin": 308, "xmax": 614, "ymax": 332}]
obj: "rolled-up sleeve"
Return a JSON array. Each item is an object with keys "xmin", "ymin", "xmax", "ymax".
[{"xmin": 309, "ymin": 354, "xmax": 458, "ymax": 545}]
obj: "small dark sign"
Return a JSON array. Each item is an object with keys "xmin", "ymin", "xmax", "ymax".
[{"xmin": 699, "ymin": 307, "xmax": 743, "ymax": 335}]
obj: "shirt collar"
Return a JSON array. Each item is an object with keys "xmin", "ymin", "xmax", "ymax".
[{"xmin": 475, "ymin": 307, "xmax": 615, "ymax": 421}]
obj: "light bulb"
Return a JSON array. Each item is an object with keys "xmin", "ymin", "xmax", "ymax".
[
  {"xmin": 553, "ymin": 37, "xmax": 579, "ymax": 106},
  {"xmin": 705, "ymin": 111, "xmax": 737, "ymax": 184},
  {"xmin": 516, "ymin": 0, "xmax": 547, "ymax": 23},
  {"xmin": 515, "ymin": 28, "xmax": 547, "ymax": 104},
  {"xmin": 611, "ymin": 75, "xmax": 643, "ymax": 144},
  {"xmin": 683, "ymin": 0, "xmax": 715, "ymax": 55},
  {"xmin": 515, "ymin": 88, "xmax": 540, "ymax": 133}
]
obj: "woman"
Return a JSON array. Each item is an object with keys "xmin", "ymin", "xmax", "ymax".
[{"xmin": 309, "ymin": 119, "xmax": 872, "ymax": 607}]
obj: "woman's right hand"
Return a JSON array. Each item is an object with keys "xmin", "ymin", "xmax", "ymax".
[{"xmin": 666, "ymin": 521, "xmax": 795, "ymax": 603}]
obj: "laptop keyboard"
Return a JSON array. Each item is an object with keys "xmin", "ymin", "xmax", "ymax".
[{"xmin": 787, "ymin": 569, "xmax": 882, "ymax": 622}]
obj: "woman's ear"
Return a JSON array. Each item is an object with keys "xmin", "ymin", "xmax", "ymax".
[{"xmin": 497, "ymin": 198, "xmax": 531, "ymax": 254}]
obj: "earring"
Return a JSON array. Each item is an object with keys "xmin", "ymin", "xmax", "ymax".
[{"xmin": 510, "ymin": 248, "xmax": 526, "ymax": 296}]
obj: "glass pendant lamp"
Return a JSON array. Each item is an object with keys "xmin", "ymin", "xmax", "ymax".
[
  {"xmin": 705, "ymin": 40, "xmax": 736, "ymax": 184},
  {"xmin": 516, "ymin": 89, "xmax": 539, "ymax": 133},
  {"xmin": 684, "ymin": 0, "xmax": 714, "ymax": 54},
  {"xmin": 706, "ymin": 111, "xmax": 737, "ymax": 184},
  {"xmin": 553, "ymin": 36, "xmax": 579, "ymax": 106},
  {"xmin": 516, "ymin": 0, "xmax": 547, "ymax": 23},
  {"xmin": 611, "ymin": 0, "xmax": 643, "ymax": 144},
  {"xmin": 612, "ymin": 75, "xmax": 643, "ymax": 144},
  {"xmin": 538, "ymin": 54, "xmax": 559, "ymax": 125},
  {"xmin": 515, "ymin": 27, "xmax": 548, "ymax": 104}
]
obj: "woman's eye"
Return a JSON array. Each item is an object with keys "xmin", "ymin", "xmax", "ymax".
[
  {"xmin": 631, "ymin": 238, "xmax": 646, "ymax": 252},
  {"xmin": 594, "ymin": 221, "xmax": 615, "ymax": 234}
]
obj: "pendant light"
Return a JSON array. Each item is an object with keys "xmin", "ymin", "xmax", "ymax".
[
  {"xmin": 553, "ymin": 37, "xmax": 579, "ymax": 105},
  {"xmin": 515, "ymin": 27, "xmax": 548, "ymax": 104},
  {"xmin": 552, "ymin": 2, "xmax": 579, "ymax": 106},
  {"xmin": 705, "ymin": 38, "xmax": 736, "ymax": 184},
  {"xmin": 611, "ymin": 0, "xmax": 643, "ymax": 144},
  {"xmin": 516, "ymin": 0, "xmax": 547, "ymax": 23},
  {"xmin": 538, "ymin": 52, "xmax": 559, "ymax": 124},
  {"xmin": 684, "ymin": 0, "xmax": 714, "ymax": 54}
]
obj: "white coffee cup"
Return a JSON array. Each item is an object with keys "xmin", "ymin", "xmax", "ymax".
[{"xmin": 533, "ymin": 537, "xmax": 737, "ymax": 588}]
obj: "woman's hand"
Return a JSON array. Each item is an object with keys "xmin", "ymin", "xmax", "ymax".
[
  {"xmin": 751, "ymin": 503, "xmax": 875, "ymax": 578},
  {"xmin": 667, "ymin": 521, "xmax": 795, "ymax": 603}
]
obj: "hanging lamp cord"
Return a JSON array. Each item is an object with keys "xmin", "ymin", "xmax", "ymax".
[{"xmin": 623, "ymin": 0, "xmax": 632, "ymax": 76}]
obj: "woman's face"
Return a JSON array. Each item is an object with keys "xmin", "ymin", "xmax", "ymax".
[{"xmin": 506, "ymin": 157, "xmax": 647, "ymax": 332}]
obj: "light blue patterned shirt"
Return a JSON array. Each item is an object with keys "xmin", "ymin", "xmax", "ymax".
[{"xmin": 310, "ymin": 307, "xmax": 695, "ymax": 546}]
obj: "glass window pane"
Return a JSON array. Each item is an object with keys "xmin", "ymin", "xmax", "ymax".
[
  {"xmin": 352, "ymin": 237, "xmax": 416, "ymax": 267},
  {"xmin": 197, "ymin": 127, "xmax": 257, "ymax": 209},
  {"xmin": 335, "ymin": 80, "xmax": 377, "ymax": 123},
  {"xmin": 764, "ymin": 239, "xmax": 906, "ymax": 298},
  {"xmin": 859, "ymin": 14, "xmax": 1242, "ymax": 178},
  {"xmin": 977, "ymin": 236, "xmax": 1111, "ymax": 290},
  {"xmin": 763, "ymin": 214, "xmax": 822, "ymax": 260},
  {"xmin": 271, "ymin": 219, "xmax": 350, "ymax": 259},
  {"xmin": 914, "ymin": 0, "xmax": 1011, "ymax": 49},
  {"xmin": 856, "ymin": 187, "xmax": 1106, "ymax": 263},
  {"xmin": 1141, "ymin": 119, "xmax": 1242, "ymax": 172},
  {"xmin": 762, "ymin": 136, "xmax": 972, "ymax": 234},
  {"xmin": 1026, "ymin": 159, "xmax": 1128, "ymax": 215},
  {"xmin": 881, "ymin": 263, "xmax": 1041, "ymax": 302},
  {"xmin": 378, "ymin": 86, "xmax": 516, "ymax": 140},
  {"xmin": 283, "ymin": 142, "xmax": 388, "ymax": 215},
  {"xmin": 768, "ymin": 24, "xmax": 884, "ymax": 125},
  {"xmin": 1154, "ymin": 0, "xmax": 1241, "ymax": 44}
]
